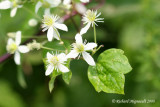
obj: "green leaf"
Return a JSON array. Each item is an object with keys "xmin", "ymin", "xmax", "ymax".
[
  {"xmin": 17, "ymin": 65, "xmax": 27, "ymax": 88},
  {"xmin": 88, "ymin": 49, "xmax": 132, "ymax": 94},
  {"xmin": 97, "ymin": 49, "xmax": 132, "ymax": 74},
  {"xmin": 49, "ymin": 76, "xmax": 56, "ymax": 93},
  {"xmin": 62, "ymin": 72, "xmax": 72, "ymax": 84}
]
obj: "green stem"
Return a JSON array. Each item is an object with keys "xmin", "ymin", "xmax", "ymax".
[
  {"xmin": 53, "ymin": 28, "xmax": 67, "ymax": 49},
  {"xmin": 21, "ymin": 36, "xmax": 47, "ymax": 39},
  {"xmin": 22, "ymin": 7, "xmax": 41, "ymax": 21},
  {"xmin": 40, "ymin": 46, "xmax": 64, "ymax": 52},
  {"xmin": 93, "ymin": 24, "xmax": 97, "ymax": 44}
]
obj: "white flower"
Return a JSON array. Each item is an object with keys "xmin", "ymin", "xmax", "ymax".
[
  {"xmin": 67, "ymin": 33, "xmax": 97, "ymax": 66},
  {"xmin": 0, "ymin": 0, "xmax": 22, "ymax": 17},
  {"xmin": 80, "ymin": 0, "xmax": 89, "ymax": 3},
  {"xmin": 45, "ymin": 52, "xmax": 69, "ymax": 76},
  {"xmin": 42, "ymin": 15, "xmax": 68, "ymax": 41},
  {"xmin": 35, "ymin": 0, "xmax": 61, "ymax": 14},
  {"xmin": 6, "ymin": 31, "xmax": 29, "ymax": 65},
  {"xmin": 80, "ymin": 10, "xmax": 104, "ymax": 35}
]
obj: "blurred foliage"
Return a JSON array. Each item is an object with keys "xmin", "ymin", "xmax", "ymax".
[{"xmin": 0, "ymin": 0, "xmax": 160, "ymax": 107}]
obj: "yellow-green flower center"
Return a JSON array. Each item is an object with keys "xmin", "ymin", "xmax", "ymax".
[
  {"xmin": 50, "ymin": 56, "xmax": 59, "ymax": 66},
  {"xmin": 7, "ymin": 43, "xmax": 18, "ymax": 54},
  {"xmin": 43, "ymin": 16, "xmax": 54, "ymax": 26},
  {"xmin": 86, "ymin": 10, "xmax": 96, "ymax": 22},
  {"xmin": 74, "ymin": 43, "xmax": 84, "ymax": 53}
]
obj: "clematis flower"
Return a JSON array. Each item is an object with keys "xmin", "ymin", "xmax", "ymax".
[
  {"xmin": 42, "ymin": 15, "xmax": 68, "ymax": 41},
  {"xmin": 35, "ymin": 0, "xmax": 61, "ymax": 14},
  {"xmin": 6, "ymin": 31, "xmax": 29, "ymax": 65},
  {"xmin": 67, "ymin": 33, "xmax": 97, "ymax": 66},
  {"xmin": 45, "ymin": 52, "xmax": 69, "ymax": 76},
  {"xmin": 80, "ymin": 10, "xmax": 104, "ymax": 35},
  {"xmin": 0, "ymin": 0, "xmax": 22, "ymax": 17}
]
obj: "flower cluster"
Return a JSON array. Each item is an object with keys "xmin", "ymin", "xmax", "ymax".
[{"xmin": 3, "ymin": 0, "xmax": 104, "ymax": 91}]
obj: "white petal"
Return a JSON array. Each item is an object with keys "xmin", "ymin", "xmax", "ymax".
[
  {"xmin": 80, "ymin": 0, "xmax": 89, "ymax": 3},
  {"xmin": 58, "ymin": 64, "xmax": 69, "ymax": 73},
  {"xmin": 54, "ymin": 23, "xmax": 68, "ymax": 31},
  {"xmin": 80, "ymin": 22, "xmax": 91, "ymax": 35},
  {"xmin": 47, "ymin": 27, "xmax": 54, "ymax": 41},
  {"xmin": 18, "ymin": 46, "xmax": 29, "ymax": 53},
  {"xmin": 15, "ymin": 31, "xmax": 21, "ymax": 45},
  {"xmin": 47, "ymin": 52, "xmax": 53, "ymax": 60},
  {"xmin": 14, "ymin": 51, "xmax": 20, "ymax": 65},
  {"xmin": 35, "ymin": 1, "xmax": 42, "ymax": 13},
  {"xmin": 57, "ymin": 53, "xmax": 67, "ymax": 62},
  {"xmin": 45, "ymin": 65, "xmax": 54, "ymax": 76},
  {"xmin": 75, "ymin": 33, "xmax": 83, "ymax": 44},
  {"xmin": 63, "ymin": 0, "xmax": 71, "ymax": 5},
  {"xmin": 66, "ymin": 50, "xmax": 79, "ymax": 59},
  {"xmin": 82, "ymin": 52, "xmax": 95, "ymax": 66},
  {"xmin": 47, "ymin": 0, "xmax": 61, "ymax": 7},
  {"xmin": 53, "ymin": 28, "xmax": 60, "ymax": 40},
  {"xmin": 10, "ymin": 7, "xmax": 17, "ymax": 17},
  {"xmin": 44, "ymin": 8, "xmax": 51, "ymax": 15},
  {"xmin": 84, "ymin": 43, "xmax": 97, "ymax": 50},
  {"xmin": 7, "ymin": 38, "xmax": 15, "ymax": 45},
  {"xmin": 0, "ymin": 0, "xmax": 11, "ymax": 9}
]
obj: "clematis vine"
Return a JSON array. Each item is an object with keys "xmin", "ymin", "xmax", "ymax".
[
  {"xmin": 6, "ymin": 31, "xmax": 29, "ymax": 65},
  {"xmin": 67, "ymin": 33, "xmax": 97, "ymax": 66},
  {"xmin": 0, "ymin": 0, "xmax": 22, "ymax": 17}
]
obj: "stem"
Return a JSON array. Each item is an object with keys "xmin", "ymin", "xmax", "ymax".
[
  {"xmin": 40, "ymin": 46, "xmax": 64, "ymax": 52},
  {"xmin": 21, "ymin": 36, "xmax": 47, "ymax": 39},
  {"xmin": 93, "ymin": 24, "xmax": 97, "ymax": 44},
  {"xmin": 22, "ymin": 7, "xmax": 41, "ymax": 21},
  {"xmin": 53, "ymin": 28, "xmax": 67, "ymax": 49}
]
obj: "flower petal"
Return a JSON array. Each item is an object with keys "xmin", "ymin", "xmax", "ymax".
[
  {"xmin": 15, "ymin": 31, "xmax": 21, "ymax": 45},
  {"xmin": 75, "ymin": 33, "xmax": 83, "ymax": 44},
  {"xmin": 82, "ymin": 51, "xmax": 95, "ymax": 66},
  {"xmin": 58, "ymin": 64, "xmax": 69, "ymax": 73},
  {"xmin": 10, "ymin": 7, "xmax": 17, "ymax": 17},
  {"xmin": 66, "ymin": 50, "xmax": 79, "ymax": 59},
  {"xmin": 84, "ymin": 43, "xmax": 97, "ymax": 50},
  {"xmin": 80, "ymin": 0, "xmax": 89, "ymax": 3},
  {"xmin": 80, "ymin": 22, "xmax": 91, "ymax": 35},
  {"xmin": 53, "ymin": 28, "xmax": 60, "ymax": 40},
  {"xmin": 7, "ymin": 38, "xmax": 15, "ymax": 45},
  {"xmin": 0, "ymin": 0, "xmax": 11, "ymax": 9},
  {"xmin": 63, "ymin": 0, "xmax": 71, "ymax": 5},
  {"xmin": 47, "ymin": 52, "xmax": 53, "ymax": 60},
  {"xmin": 18, "ymin": 45, "xmax": 29, "ymax": 53},
  {"xmin": 45, "ymin": 65, "xmax": 54, "ymax": 76},
  {"xmin": 57, "ymin": 53, "xmax": 67, "ymax": 62},
  {"xmin": 47, "ymin": 27, "xmax": 54, "ymax": 41},
  {"xmin": 14, "ymin": 51, "xmax": 20, "ymax": 65},
  {"xmin": 35, "ymin": 1, "xmax": 42, "ymax": 13},
  {"xmin": 54, "ymin": 23, "xmax": 68, "ymax": 31}
]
